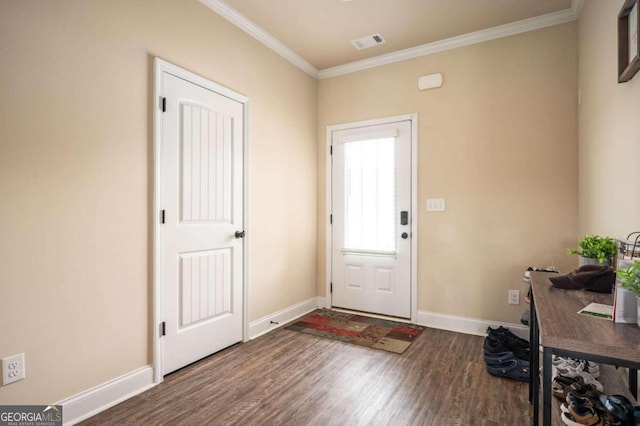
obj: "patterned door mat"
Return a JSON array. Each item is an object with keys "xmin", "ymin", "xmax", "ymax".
[{"xmin": 285, "ymin": 309, "xmax": 425, "ymax": 354}]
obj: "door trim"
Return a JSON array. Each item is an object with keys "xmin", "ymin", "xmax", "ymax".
[
  {"xmin": 152, "ymin": 58, "xmax": 250, "ymax": 384},
  {"xmin": 325, "ymin": 114, "xmax": 418, "ymax": 323}
]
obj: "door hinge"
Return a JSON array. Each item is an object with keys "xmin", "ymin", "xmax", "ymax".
[
  {"xmin": 330, "ymin": 214, "xmax": 332, "ymax": 224},
  {"xmin": 330, "ymin": 145, "xmax": 333, "ymax": 155},
  {"xmin": 330, "ymin": 282, "xmax": 333, "ymax": 293},
  {"xmin": 161, "ymin": 97, "xmax": 166, "ymax": 112},
  {"xmin": 160, "ymin": 321, "xmax": 166, "ymax": 337},
  {"xmin": 160, "ymin": 210, "xmax": 166, "ymax": 224}
]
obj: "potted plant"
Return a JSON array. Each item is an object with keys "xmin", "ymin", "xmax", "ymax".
[
  {"xmin": 567, "ymin": 234, "xmax": 617, "ymax": 266},
  {"xmin": 615, "ymin": 260, "xmax": 640, "ymax": 327}
]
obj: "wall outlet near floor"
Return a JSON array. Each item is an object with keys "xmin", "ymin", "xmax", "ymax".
[
  {"xmin": 508, "ymin": 290, "xmax": 520, "ymax": 305},
  {"xmin": 2, "ymin": 353, "xmax": 25, "ymax": 385}
]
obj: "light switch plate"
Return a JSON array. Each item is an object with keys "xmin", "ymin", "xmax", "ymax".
[{"xmin": 426, "ymin": 198, "xmax": 445, "ymax": 212}]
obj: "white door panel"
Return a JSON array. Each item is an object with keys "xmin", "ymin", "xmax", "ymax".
[
  {"xmin": 160, "ymin": 71, "xmax": 243, "ymax": 374},
  {"xmin": 331, "ymin": 120, "xmax": 412, "ymax": 318}
]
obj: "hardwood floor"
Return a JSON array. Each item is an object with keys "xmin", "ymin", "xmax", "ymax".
[{"xmin": 81, "ymin": 325, "xmax": 531, "ymax": 425}]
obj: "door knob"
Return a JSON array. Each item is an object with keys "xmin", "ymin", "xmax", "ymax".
[
  {"xmin": 235, "ymin": 231, "xmax": 245, "ymax": 239},
  {"xmin": 401, "ymin": 232, "xmax": 409, "ymax": 239}
]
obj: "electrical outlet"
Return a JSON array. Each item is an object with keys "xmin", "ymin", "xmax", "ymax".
[
  {"xmin": 508, "ymin": 290, "xmax": 520, "ymax": 305},
  {"xmin": 2, "ymin": 353, "xmax": 25, "ymax": 385}
]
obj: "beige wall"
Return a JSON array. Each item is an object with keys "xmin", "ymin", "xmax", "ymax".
[
  {"xmin": 1, "ymin": 0, "xmax": 598, "ymax": 409},
  {"xmin": 578, "ymin": 0, "xmax": 640, "ymax": 237},
  {"xmin": 0, "ymin": 0, "xmax": 317, "ymax": 404},
  {"xmin": 318, "ymin": 23, "xmax": 579, "ymax": 322}
]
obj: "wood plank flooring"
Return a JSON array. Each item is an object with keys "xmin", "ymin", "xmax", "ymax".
[{"xmin": 80, "ymin": 325, "xmax": 532, "ymax": 425}]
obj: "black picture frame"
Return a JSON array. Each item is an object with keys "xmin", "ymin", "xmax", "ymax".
[{"xmin": 619, "ymin": 0, "xmax": 640, "ymax": 83}]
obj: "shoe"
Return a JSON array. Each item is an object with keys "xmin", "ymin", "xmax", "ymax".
[
  {"xmin": 483, "ymin": 335, "xmax": 529, "ymax": 360},
  {"xmin": 483, "ymin": 351, "xmax": 530, "ymax": 368},
  {"xmin": 570, "ymin": 410, "xmax": 624, "ymax": 426},
  {"xmin": 599, "ymin": 395, "xmax": 634, "ymax": 425},
  {"xmin": 552, "ymin": 367, "xmax": 602, "ymax": 392},
  {"xmin": 560, "ymin": 392, "xmax": 594, "ymax": 413},
  {"xmin": 553, "ymin": 375, "xmax": 588, "ymax": 401},
  {"xmin": 486, "ymin": 358, "xmax": 529, "ymax": 382},
  {"xmin": 575, "ymin": 359, "xmax": 600, "ymax": 378},
  {"xmin": 485, "ymin": 327, "xmax": 530, "ymax": 360},
  {"xmin": 484, "ymin": 335, "xmax": 509, "ymax": 354},
  {"xmin": 553, "ymin": 356, "xmax": 600, "ymax": 379},
  {"xmin": 487, "ymin": 326, "xmax": 529, "ymax": 348},
  {"xmin": 553, "ymin": 375, "xmax": 604, "ymax": 403},
  {"xmin": 561, "ymin": 404, "xmax": 610, "ymax": 426},
  {"xmin": 569, "ymin": 370, "xmax": 602, "ymax": 392}
]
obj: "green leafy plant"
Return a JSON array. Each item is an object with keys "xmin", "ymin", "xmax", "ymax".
[
  {"xmin": 616, "ymin": 260, "xmax": 640, "ymax": 297},
  {"xmin": 567, "ymin": 234, "xmax": 617, "ymax": 263}
]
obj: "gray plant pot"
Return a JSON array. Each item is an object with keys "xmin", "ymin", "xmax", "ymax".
[{"xmin": 579, "ymin": 256, "xmax": 612, "ymax": 267}]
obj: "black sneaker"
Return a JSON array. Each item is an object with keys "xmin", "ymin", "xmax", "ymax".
[
  {"xmin": 483, "ymin": 335, "xmax": 510, "ymax": 354},
  {"xmin": 487, "ymin": 326, "xmax": 529, "ymax": 348},
  {"xmin": 483, "ymin": 335, "xmax": 529, "ymax": 360},
  {"xmin": 485, "ymin": 329, "xmax": 530, "ymax": 360}
]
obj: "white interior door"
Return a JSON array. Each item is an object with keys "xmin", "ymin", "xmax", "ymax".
[
  {"xmin": 159, "ymin": 69, "xmax": 244, "ymax": 375},
  {"xmin": 331, "ymin": 120, "xmax": 412, "ymax": 318}
]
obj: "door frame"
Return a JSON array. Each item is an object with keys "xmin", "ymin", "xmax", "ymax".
[
  {"xmin": 325, "ymin": 114, "xmax": 418, "ymax": 323},
  {"xmin": 152, "ymin": 58, "xmax": 250, "ymax": 384}
]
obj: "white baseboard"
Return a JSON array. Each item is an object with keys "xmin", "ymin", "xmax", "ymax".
[
  {"xmin": 57, "ymin": 297, "xmax": 323, "ymax": 424},
  {"xmin": 417, "ymin": 310, "xmax": 529, "ymax": 340},
  {"xmin": 58, "ymin": 304, "xmax": 524, "ymax": 425},
  {"xmin": 248, "ymin": 297, "xmax": 321, "ymax": 339},
  {"xmin": 316, "ymin": 296, "xmax": 327, "ymax": 308},
  {"xmin": 58, "ymin": 366, "xmax": 154, "ymax": 426}
]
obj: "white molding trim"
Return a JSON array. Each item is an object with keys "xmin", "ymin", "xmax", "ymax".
[
  {"xmin": 198, "ymin": 0, "xmax": 319, "ymax": 78},
  {"xmin": 325, "ymin": 114, "xmax": 418, "ymax": 323},
  {"xmin": 318, "ymin": 8, "xmax": 579, "ymax": 79},
  {"xmin": 409, "ymin": 115, "xmax": 418, "ymax": 322},
  {"xmin": 317, "ymin": 296, "xmax": 327, "ymax": 309},
  {"xmin": 416, "ymin": 310, "xmax": 529, "ymax": 341},
  {"xmin": 153, "ymin": 57, "xmax": 250, "ymax": 383},
  {"xmin": 198, "ymin": 0, "xmax": 581, "ymax": 80},
  {"xmin": 571, "ymin": 0, "xmax": 585, "ymax": 18},
  {"xmin": 58, "ymin": 366, "xmax": 154, "ymax": 426},
  {"xmin": 56, "ymin": 308, "xmax": 527, "ymax": 425},
  {"xmin": 324, "ymin": 125, "xmax": 332, "ymax": 311},
  {"xmin": 248, "ymin": 297, "xmax": 320, "ymax": 339},
  {"xmin": 242, "ymin": 101, "xmax": 251, "ymax": 343}
]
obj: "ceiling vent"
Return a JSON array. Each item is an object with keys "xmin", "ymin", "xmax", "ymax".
[{"xmin": 351, "ymin": 33, "xmax": 386, "ymax": 50}]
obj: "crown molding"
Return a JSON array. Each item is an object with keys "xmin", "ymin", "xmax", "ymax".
[
  {"xmin": 571, "ymin": 0, "xmax": 585, "ymax": 18},
  {"xmin": 199, "ymin": 0, "xmax": 319, "ymax": 78},
  {"xmin": 199, "ymin": 0, "xmax": 581, "ymax": 81},
  {"xmin": 318, "ymin": 7, "xmax": 579, "ymax": 79}
]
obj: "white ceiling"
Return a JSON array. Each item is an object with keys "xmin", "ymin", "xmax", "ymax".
[{"xmin": 200, "ymin": 0, "xmax": 582, "ymax": 78}]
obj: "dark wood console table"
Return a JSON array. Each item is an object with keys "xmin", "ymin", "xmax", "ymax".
[{"xmin": 529, "ymin": 271, "xmax": 640, "ymax": 425}]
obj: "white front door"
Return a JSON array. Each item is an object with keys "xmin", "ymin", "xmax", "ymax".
[
  {"xmin": 331, "ymin": 120, "xmax": 412, "ymax": 318},
  {"xmin": 159, "ymin": 67, "xmax": 244, "ymax": 375}
]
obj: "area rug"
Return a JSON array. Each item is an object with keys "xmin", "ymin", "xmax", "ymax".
[{"xmin": 285, "ymin": 309, "xmax": 425, "ymax": 354}]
